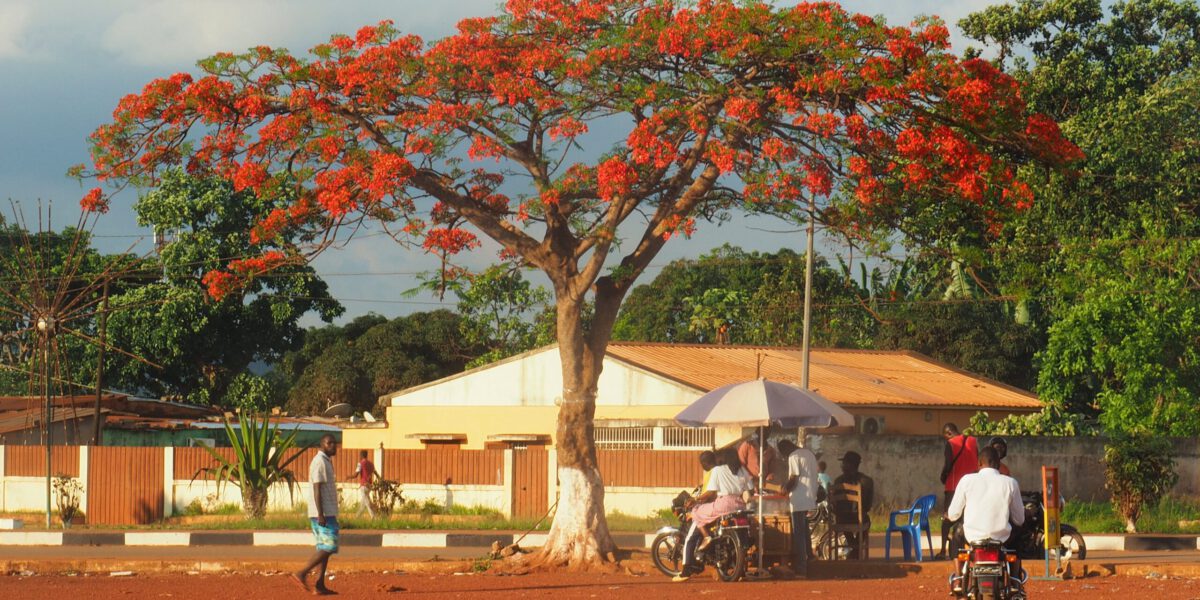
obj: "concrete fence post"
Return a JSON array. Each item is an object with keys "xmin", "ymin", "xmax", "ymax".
[
  {"xmin": 546, "ymin": 448, "xmax": 557, "ymax": 513},
  {"xmin": 0, "ymin": 445, "xmax": 6, "ymax": 513},
  {"xmin": 78, "ymin": 446, "xmax": 90, "ymax": 517},
  {"xmin": 502, "ymin": 449, "xmax": 514, "ymax": 518},
  {"xmin": 163, "ymin": 447, "xmax": 174, "ymax": 518},
  {"xmin": 374, "ymin": 446, "xmax": 385, "ymax": 479}
]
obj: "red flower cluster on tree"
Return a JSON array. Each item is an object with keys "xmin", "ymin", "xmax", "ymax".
[
  {"xmin": 82, "ymin": 0, "xmax": 1080, "ymax": 300},
  {"xmin": 79, "ymin": 187, "xmax": 108, "ymax": 213}
]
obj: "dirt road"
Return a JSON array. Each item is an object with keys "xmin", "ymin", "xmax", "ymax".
[{"xmin": 1, "ymin": 570, "xmax": 1196, "ymax": 599}]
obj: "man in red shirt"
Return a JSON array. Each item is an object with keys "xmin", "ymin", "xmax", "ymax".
[
  {"xmin": 938, "ymin": 423, "xmax": 977, "ymax": 559},
  {"xmin": 351, "ymin": 450, "xmax": 378, "ymax": 518}
]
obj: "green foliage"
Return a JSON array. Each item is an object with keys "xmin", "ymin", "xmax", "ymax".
[
  {"xmin": 961, "ymin": 0, "xmax": 1200, "ymax": 429},
  {"xmin": 281, "ymin": 311, "xmax": 479, "ymax": 415},
  {"xmin": 193, "ymin": 411, "xmax": 305, "ymax": 519},
  {"xmin": 433, "ymin": 265, "xmax": 553, "ymax": 368},
  {"xmin": 366, "ymin": 479, "xmax": 405, "ymax": 517},
  {"xmin": 222, "ymin": 373, "xmax": 285, "ymax": 413},
  {"xmin": 1037, "ymin": 237, "xmax": 1200, "ymax": 435},
  {"xmin": 1103, "ymin": 433, "xmax": 1179, "ymax": 533},
  {"xmin": 104, "ymin": 171, "xmax": 342, "ymax": 406},
  {"xmin": 969, "ymin": 405, "xmax": 1096, "ymax": 437},
  {"xmin": 875, "ymin": 302, "xmax": 1044, "ymax": 391},
  {"xmin": 684, "ymin": 288, "xmax": 749, "ymax": 344}
]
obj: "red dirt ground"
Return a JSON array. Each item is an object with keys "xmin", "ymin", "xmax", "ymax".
[{"xmin": 0, "ymin": 570, "xmax": 1196, "ymax": 599}]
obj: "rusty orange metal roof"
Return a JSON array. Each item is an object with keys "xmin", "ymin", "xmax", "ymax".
[{"xmin": 605, "ymin": 342, "xmax": 1041, "ymax": 410}]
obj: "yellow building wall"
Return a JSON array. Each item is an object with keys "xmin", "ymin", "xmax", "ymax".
[{"xmin": 341, "ymin": 404, "xmax": 1037, "ymax": 449}]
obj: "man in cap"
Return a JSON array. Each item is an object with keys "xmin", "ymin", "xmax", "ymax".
[{"xmin": 832, "ymin": 450, "xmax": 874, "ymax": 558}]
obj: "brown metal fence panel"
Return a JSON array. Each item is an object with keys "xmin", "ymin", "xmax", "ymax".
[
  {"xmin": 332, "ymin": 449, "xmax": 373, "ymax": 481},
  {"xmin": 3, "ymin": 445, "xmax": 80, "ymax": 477},
  {"xmin": 172, "ymin": 447, "xmax": 236, "ymax": 480},
  {"xmin": 597, "ymin": 449, "xmax": 699, "ymax": 489},
  {"xmin": 382, "ymin": 449, "xmax": 504, "ymax": 485},
  {"xmin": 512, "ymin": 448, "xmax": 548, "ymax": 518},
  {"xmin": 88, "ymin": 446, "xmax": 164, "ymax": 525}
]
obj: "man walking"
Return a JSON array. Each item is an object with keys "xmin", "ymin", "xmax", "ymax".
[
  {"xmin": 777, "ymin": 439, "xmax": 819, "ymax": 578},
  {"xmin": 939, "ymin": 422, "xmax": 978, "ymax": 559},
  {"xmin": 292, "ymin": 434, "xmax": 339, "ymax": 595},
  {"xmin": 351, "ymin": 450, "xmax": 378, "ymax": 518}
]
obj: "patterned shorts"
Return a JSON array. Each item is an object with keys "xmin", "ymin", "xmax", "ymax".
[{"xmin": 310, "ymin": 516, "xmax": 340, "ymax": 553}]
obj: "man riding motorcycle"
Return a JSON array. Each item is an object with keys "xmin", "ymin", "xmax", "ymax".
[{"xmin": 946, "ymin": 446, "xmax": 1027, "ymax": 598}]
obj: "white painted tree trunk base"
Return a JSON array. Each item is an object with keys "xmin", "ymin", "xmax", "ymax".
[{"xmin": 530, "ymin": 466, "xmax": 617, "ymax": 570}]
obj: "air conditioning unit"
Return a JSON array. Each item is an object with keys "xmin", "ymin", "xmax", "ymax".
[{"xmin": 855, "ymin": 415, "xmax": 886, "ymax": 435}]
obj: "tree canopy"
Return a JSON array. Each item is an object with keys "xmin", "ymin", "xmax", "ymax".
[
  {"xmin": 962, "ymin": 0, "xmax": 1200, "ymax": 434},
  {"xmin": 102, "ymin": 171, "xmax": 342, "ymax": 407},
  {"xmin": 83, "ymin": 0, "xmax": 1077, "ymax": 567},
  {"xmin": 279, "ymin": 311, "xmax": 479, "ymax": 415}
]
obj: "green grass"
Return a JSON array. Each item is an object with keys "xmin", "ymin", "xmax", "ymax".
[{"xmin": 1062, "ymin": 496, "xmax": 1200, "ymax": 534}]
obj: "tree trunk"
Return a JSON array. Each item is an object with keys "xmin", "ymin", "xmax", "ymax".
[
  {"xmin": 532, "ymin": 293, "xmax": 618, "ymax": 570},
  {"xmin": 242, "ymin": 487, "xmax": 269, "ymax": 520}
]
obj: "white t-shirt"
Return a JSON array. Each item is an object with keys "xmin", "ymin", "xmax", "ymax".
[
  {"xmin": 706, "ymin": 465, "xmax": 753, "ymax": 497},
  {"xmin": 947, "ymin": 467, "xmax": 1024, "ymax": 543},
  {"xmin": 786, "ymin": 448, "xmax": 820, "ymax": 513},
  {"xmin": 307, "ymin": 451, "xmax": 339, "ymax": 518}
]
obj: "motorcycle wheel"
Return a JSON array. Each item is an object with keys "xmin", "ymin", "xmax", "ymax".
[
  {"xmin": 712, "ymin": 531, "xmax": 747, "ymax": 582},
  {"xmin": 650, "ymin": 532, "xmax": 683, "ymax": 577},
  {"xmin": 1055, "ymin": 526, "xmax": 1087, "ymax": 561}
]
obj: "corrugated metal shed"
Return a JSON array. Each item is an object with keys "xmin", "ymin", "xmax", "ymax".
[{"xmin": 604, "ymin": 342, "xmax": 1041, "ymax": 410}]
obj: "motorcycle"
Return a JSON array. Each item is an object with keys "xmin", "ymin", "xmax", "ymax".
[
  {"xmin": 1013, "ymin": 491, "xmax": 1087, "ymax": 561},
  {"xmin": 951, "ymin": 539, "xmax": 1027, "ymax": 600},
  {"xmin": 948, "ymin": 491, "xmax": 1086, "ymax": 562},
  {"xmin": 650, "ymin": 491, "xmax": 756, "ymax": 582}
]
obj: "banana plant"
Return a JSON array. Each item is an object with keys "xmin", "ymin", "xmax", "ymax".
[{"xmin": 194, "ymin": 410, "xmax": 305, "ymax": 519}]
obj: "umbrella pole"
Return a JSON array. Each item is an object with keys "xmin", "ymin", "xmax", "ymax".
[{"xmin": 757, "ymin": 425, "xmax": 765, "ymax": 574}]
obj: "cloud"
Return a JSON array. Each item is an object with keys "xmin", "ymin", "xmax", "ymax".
[
  {"xmin": 0, "ymin": 2, "xmax": 33, "ymax": 59},
  {"xmin": 98, "ymin": 0, "xmax": 503, "ymax": 68}
]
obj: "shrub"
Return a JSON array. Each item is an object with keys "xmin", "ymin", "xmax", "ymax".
[
  {"xmin": 1103, "ymin": 433, "xmax": 1178, "ymax": 533},
  {"xmin": 367, "ymin": 479, "xmax": 404, "ymax": 516},
  {"xmin": 52, "ymin": 474, "xmax": 83, "ymax": 525},
  {"xmin": 194, "ymin": 411, "xmax": 305, "ymax": 519}
]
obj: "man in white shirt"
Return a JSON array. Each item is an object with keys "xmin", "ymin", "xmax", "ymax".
[
  {"xmin": 946, "ymin": 446, "xmax": 1025, "ymax": 596},
  {"xmin": 291, "ymin": 434, "xmax": 340, "ymax": 595},
  {"xmin": 777, "ymin": 439, "xmax": 819, "ymax": 578}
]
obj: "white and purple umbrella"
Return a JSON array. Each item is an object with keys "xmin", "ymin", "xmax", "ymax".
[
  {"xmin": 675, "ymin": 378, "xmax": 852, "ymax": 577},
  {"xmin": 675, "ymin": 378, "xmax": 853, "ymax": 429}
]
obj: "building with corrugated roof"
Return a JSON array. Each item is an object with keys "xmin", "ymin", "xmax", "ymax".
[{"xmin": 342, "ymin": 342, "xmax": 1042, "ymax": 450}]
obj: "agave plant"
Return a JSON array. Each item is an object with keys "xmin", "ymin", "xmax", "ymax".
[{"xmin": 195, "ymin": 411, "xmax": 304, "ymax": 519}]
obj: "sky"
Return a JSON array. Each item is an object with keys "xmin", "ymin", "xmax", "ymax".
[{"xmin": 0, "ymin": 0, "xmax": 997, "ymax": 326}]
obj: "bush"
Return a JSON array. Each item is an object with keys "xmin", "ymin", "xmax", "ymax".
[
  {"xmin": 52, "ymin": 474, "xmax": 83, "ymax": 525},
  {"xmin": 367, "ymin": 479, "xmax": 404, "ymax": 517},
  {"xmin": 1103, "ymin": 433, "xmax": 1178, "ymax": 533}
]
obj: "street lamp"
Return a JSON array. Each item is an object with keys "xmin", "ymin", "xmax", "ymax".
[{"xmin": 37, "ymin": 315, "xmax": 55, "ymax": 529}]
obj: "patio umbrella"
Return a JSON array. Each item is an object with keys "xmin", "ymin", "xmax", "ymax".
[{"xmin": 675, "ymin": 378, "xmax": 853, "ymax": 576}]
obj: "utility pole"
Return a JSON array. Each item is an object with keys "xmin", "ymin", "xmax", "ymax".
[
  {"xmin": 800, "ymin": 194, "xmax": 815, "ymax": 390},
  {"xmin": 92, "ymin": 281, "xmax": 109, "ymax": 445},
  {"xmin": 37, "ymin": 315, "xmax": 55, "ymax": 529}
]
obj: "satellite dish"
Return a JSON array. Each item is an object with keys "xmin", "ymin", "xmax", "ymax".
[
  {"xmin": 349, "ymin": 415, "xmax": 360, "ymax": 423},
  {"xmin": 322, "ymin": 402, "xmax": 354, "ymax": 418},
  {"xmin": 363, "ymin": 411, "xmax": 377, "ymax": 423}
]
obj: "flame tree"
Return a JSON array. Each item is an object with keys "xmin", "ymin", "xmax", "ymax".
[{"xmin": 81, "ymin": 0, "xmax": 1079, "ymax": 568}]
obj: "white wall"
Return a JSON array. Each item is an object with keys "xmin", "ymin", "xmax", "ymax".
[{"xmin": 387, "ymin": 347, "xmax": 703, "ymax": 408}]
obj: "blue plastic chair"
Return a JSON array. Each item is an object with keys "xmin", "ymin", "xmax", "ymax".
[{"xmin": 884, "ymin": 494, "xmax": 937, "ymax": 561}]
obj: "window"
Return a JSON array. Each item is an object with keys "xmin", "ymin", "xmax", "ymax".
[{"xmin": 595, "ymin": 426, "xmax": 714, "ymax": 450}]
